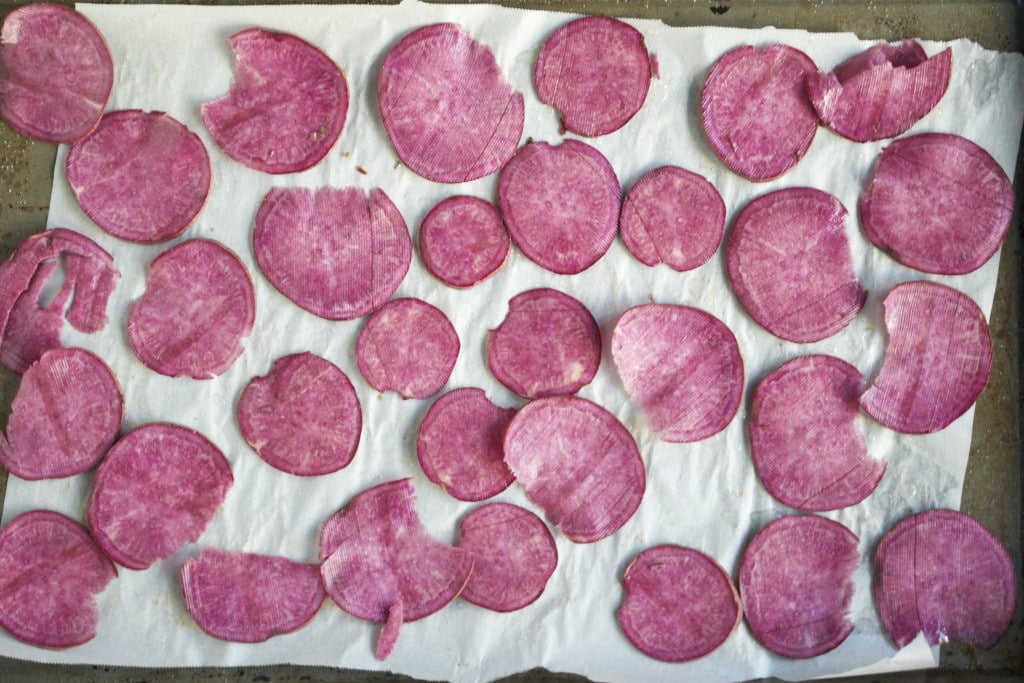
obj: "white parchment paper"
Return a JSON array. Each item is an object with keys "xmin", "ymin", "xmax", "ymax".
[{"xmin": 2, "ymin": 2, "xmax": 1023, "ymax": 681}]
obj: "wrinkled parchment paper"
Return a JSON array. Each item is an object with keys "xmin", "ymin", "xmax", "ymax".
[{"xmin": 2, "ymin": 2, "xmax": 1023, "ymax": 681}]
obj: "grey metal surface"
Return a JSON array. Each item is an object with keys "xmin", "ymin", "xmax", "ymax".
[{"xmin": 0, "ymin": 1, "xmax": 1020, "ymax": 680}]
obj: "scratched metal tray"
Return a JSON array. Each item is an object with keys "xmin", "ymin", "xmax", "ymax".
[{"xmin": 0, "ymin": 1, "xmax": 1020, "ymax": 681}]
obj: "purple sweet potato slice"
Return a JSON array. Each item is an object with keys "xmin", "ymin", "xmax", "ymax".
[
  {"xmin": 355, "ymin": 298, "xmax": 459, "ymax": 400},
  {"xmin": 0, "ymin": 347, "xmax": 122, "ymax": 480},
  {"xmin": 750, "ymin": 355, "xmax": 884, "ymax": 511},
  {"xmin": 0, "ymin": 4, "xmax": 113, "ymax": 143},
  {"xmin": 376, "ymin": 601, "xmax": 403, "ymax": 661},
  {"xmin": 503, "ymin": 396, "xmax": 645, "ymax": 544},
  {"xmin": 128, "ymin": 239, "xmax": 254, "ymax": 380},
  {"xmin": 498, "ymin": 140, "xmax": 620, "ymax": 275},
  {"xmin": 0, "ymin": 228, "xmax": 119, "ymax": 374},
  {"xmin": 739, "ymin": 515, "xmax": 858, "ymax": 658},
  {"xmin": 253, "ymin": 186, "xmax": 411, "ymax": 321},
  {"xmin": 1, "ymin": 261, "xmax": 68, "ymax": 374},
  {"xmin": 727, "ymin": 187, "xmax": 865, "ymax": 343},
  {"xmin": 859, "ymin": 133, "xmax": 1013, "ymax": 275},
  {"xmin": 201, "ymin": 28, "xmax": 348, "ymax": 174},
  {"xmin": 0, "ymin": 229, "xmax": 118, "ymax": 336},
  {"xmin": 833, "ymin": 40, "xmax": 928, "ymax": 81},
  {"xmin": 66, "ymin": 110, "xmax": 211, "ymax": 244},
  {"xmin": 874, "ymin": 509, "xmax": 1016, "ymax": 649},
  {"xmin": 378, "ymin": 23, "xmax": 523, "ymax": 183},
  {"xmin": 0, "ymin": 510, "xmax": 115, "ymax": 648},
  {"xmin": 87, "ymin": 422, "xmax": 233, "ymax": 570},
  {"xmin": 457, "ymin": 503, "xmax": 557, "ymax": 612},
  {"xmin": 416, "ymin": 388, "xmax": 515, "ymax": 501},
  {"xmin": 533, "ymin": 16, "xmax": 652, "ymax": 137},
  {"xmin": 618, "ymin": 545, "xmax": 741, "ymax": 662},
  {"xmin": 487, "ymin": 288, "xmax": 600, "ymax": 399},
  {"xmin": 619, "ymin": 165, "xmax": 725, "ymax": 271},
  {"xmin": 860, "ymin": 281, "xmax": 992, "ymax": 434},
  {"xmin": 237, "ymin": 352, "xmax": 361, "ymax": 476},
  {"xmin": 319, "ymin": 478, "xmax": 473, "ymax": 660},
  {"xmin": 56, "ymin": 243, "xmax": 119, "ymax": 335},
  {"xmin": 611, "ymin": 304, "xmax": 743, "ymax": 443},
  {"xmin": 181, "ymin": 547, "xmax": 325, "ymax": 643},
  {"xmin": 701, "ymin": 44, "xmax": 819, "ymax": 181},
  {"xmin": 807, "ymin": 41, "xmax": 951, "ymax": 143},
  {"xmin": 419, "ymin": 195, "xmax": 509, "ymax": 288}
]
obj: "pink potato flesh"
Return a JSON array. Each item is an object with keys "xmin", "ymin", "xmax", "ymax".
[
  {"xmin": 749, "ymin": 355, "xmax": 884, "ymax": 511},
  {"xmin": 487, "ymin": 288, "xmax": 601, "ymax": 399},
  {"xmin": 807, "ymin": 41, "xmax": 951, "ymax": 142},
  {"xmin": 727, "ymin": 187, "xmax": 865, "ymax": 343},
  {"xmin": 181, "ymin": 548, "xmax": 325, "ymax": 643},
  {"xmin": 376, "ymin": 601, "xmax": 403, "ymax": 661},
  {"xmin": 416, "ymin": 387, "xmax": 516, "ymax": 502},
  {"xmin": 378, "ymin": 23, "xmax": 523, "ymax": 183},
  {"xmin": 201, "ymin": 28, "xmax": 348, "ymax": 174},
  {"xmin": 834, "ymin": 40, "xmax": 927, "ymax": 81},
  {"xmin": 502, "ymin": 396, "xmax": 645, "ymax": 544},
  {"xmin": 701, "ymin": 44, "xmax": 819, "ymax": 181},
  {"xmin": 0, "ymin": 510, "xmax": 116, "ymax": 648},
  {"xmin": 237, "ymin": 352, "xmax": 361, "ymax": 476},
  {"xmin": 534, "ymin": 16, "xmax": 652, "ymax": 137},
  {"xmin": 0, "ymin": 228, "xmax": 119, "ymax": 374},
  {"xmin": 859, "ymin": 133, "xmax": 1014, "ymax": 275},
  {"xmin": 619, "ymin": 165, "xmax": 725, "ymax": 271},
  {"xmin": 65, "ymin": 110, "xmax": 211, "ymax": 243},
  {"xmin": 874, "ymin": 509, "xmax": 1016, "ymax": 649},
  {"xmin": 319, "ymin": 479, "xmax": 473, "ymax": 659},
  {"xmin": 419, "ymin": 195, "xmax": 509, "ymax": 288},
  {"xmin": 739, "ymin": 515, "xmax": 858, "ymax": 658},
  {"xmin": 87, "ymin": 422, "xmax": 233, "ymax": 570},
  {"xmin": 355, "ymin": 298, "xmax": 459, "ymax": 400},
  {"xmin": 0, "ymin": 4, "xmax": 113, "ymax": 143},
  {"xmin": 860, "ymin": 281, "xmax": 992, "ymax": 434},
  {"xmin": 128, "ymin": 239, "xmax": 254, "ymax": 380},
  {"xmin": 457, "ymin": 503, "xmax": 557, "ymax": 612},
  {"xmin": 253, "ymin": 186, "xmax": 411, "ymax": 321},
  {"xmin": 498, "ymin": 140, "xmax": 620, "ymax": 274},
  {"xmin": 0, "ymin": 347, "xmax": 122, "ymax": 480},
  {"xmin": 611, "ymin": 304, "xmax": 743, "ymax": 443},
  {"xmin": 618, "ymin": 545, "xmax": 741, "ymax": 662},
  {"xmin": 1, "ymin": 261, "xmax": 68, "ymax": 374}
]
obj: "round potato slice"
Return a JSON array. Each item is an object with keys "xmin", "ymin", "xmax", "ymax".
[
  {"xmin": 356, "ymin": 298, "xmax": 459, "ymax": 400},
  {"xmin": 874, "ymin": 509, "xmax": 1016, "ymax": 649},
  {"xmin": 1, "ymin": 347, "xmax": 122, "ymax": 480},
  {"xmin": 749, "ymin": 355, "xmax": 884, "ymax": 511},
  {"xmin": 739, "ymin": 515, "xmax": 858, "ymax": 658},
  {"xmin": 128, "ymin": 239, "xmax": 255, "ymax": 380},
  {"xmin": 503, "ymin": 396, "xmax": 645, "ymax": 544},
  {"xmin": 181, "ymin": 548, "xmax": 325, "ymax": 643},
  {"xmin": 487, "ymin": 288, "xmax": 601, "ymax": 399},
  {"xmin": 201, "ymin": 28, "xmax": 348, "ymax": 174},
  {"xmin": 534, "ymin": 16, "xmax": 652, "ymax": 137},
  {"xmin": 701, "ymin": 44, "xmax": 818, "ymax": 181},
  {"xmin": 378, "ymin": 23, "xmax": 523, "ymax": 183},
  {"xmin": 727, "ymin": 187, "xmax": 865, "ymax": 343},
  {"xmin": 237, "ymin": 352, "xmax": 361, "ymax": 476},
  {"xmin": 859, "ymin": 133, "xmax": 1013, "ymax": 275},
  {"xmin": 87, "ymin": 423, "xmax": 233, "ymax": 570},
  {"xmin": 860, "ymin": 281, "xmax": 992, "ymax": 434},
  {"xmin": 0, "ymin": 510, "xmax": 116, "ymax": 648},
  {"xmin": 619, "ymin": 545, "xmax": 741, "ymax": 662},
  {"xmin": 0, "ymin": 4, "xmax": 113, "ymax": 143},
  {"xmin": 457, "ymin": 503, "xmax": 556, "ymax": 612},
  {"xmin": 66, "ymin": 110, "xmax": 211, "ymax": 244}
]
